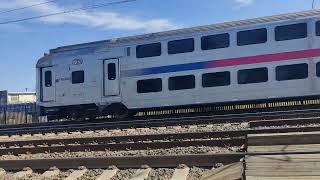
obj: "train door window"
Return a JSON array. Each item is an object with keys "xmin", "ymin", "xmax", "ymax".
[
  {"xmin": 317, "ymin": 62, "xmax": 320, "ymax": 77},
  {"xmin": 237, "ymin": 28, "xmax": 267, "ymax": 46},
  {"xmin": 72, "ymin": 71, "xmax": 84, "ymax": 84},
  {"xmin": 169, "ymin": 75, "xmax": 195, "ymax": 90},
  {"xmin": 276, "ymin": 63, "xmax": 308, "ymax": 81},
  {"xmin": 108, "ymin": 63, "xmax": 116, "ymax": 80},
  {"xmin": 168, "ymin": 38, "xmax": 194, "ymax": 54},
  {"xmin": 201, "ymin": 33, "xmax": 230, "ymax": 50},
  {"xmin": 44, "ymin": 71, "xmax": 52, "ymax": 87},
  {"xmin": 316, "ymin": 21, "xmax": 320, "ymax": 36},
  {"xmin": 126, "ymin": 47, "xmax": 131, "ymax": 56},
  {"xmin": 202, "ymin": 71, "xmax": 230, "ymax": 87},
  {"xmin": 275, "ymin": 23, "xmax": 307, "ymax": 41},
  {"xmin": 238, "ymin": 67, "xmax": 268, "ymax": 84},
  {"xmin": 137, "ymin": 78, "xmax": 162, "ymax": 93},
  {"xmin": 136, "ymin": 43, "xmax": 161, "ymax": 58}
]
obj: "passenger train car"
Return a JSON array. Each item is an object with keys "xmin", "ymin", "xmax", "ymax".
[{"xmin": 37, "ymin": 9, "xmax": 320, "ymax": 119}]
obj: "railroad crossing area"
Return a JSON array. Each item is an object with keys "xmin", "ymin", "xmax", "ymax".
[
  {"xmin": 0, "ymin": 131, "xmax": 319, "ymax": 179},
  {"xmin": 245, "ymin": 131, "xmax": 320, "ymax": 180},
  {"xmin": 0, "ymin": 112, "xmax": 319, "ymax": 179}
]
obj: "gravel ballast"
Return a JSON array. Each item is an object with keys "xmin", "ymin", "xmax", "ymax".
[
  {"xmin": 0, "ymin": 146, "xmax": 241, "ymax": 160},
  {"xmin": 0, "ymin": 123, "xmax": 248, "ymax": 142}
]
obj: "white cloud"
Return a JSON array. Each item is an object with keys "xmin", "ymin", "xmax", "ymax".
[
  {"xmin": 0, "ymin": 0, "xmax": 179, "ymax": 32},
  {"xmin": 234, "ymin": 0, "xmax": 254, "ymax": 7}
]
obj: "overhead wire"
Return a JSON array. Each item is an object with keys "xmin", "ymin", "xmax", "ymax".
[
  {"xmin": 0, "ymin": 0, "xmax": 137, "ymax": 25},
  {"xmin": 0, "ymin": 0, "xmax": 61, "ymax": 15}
]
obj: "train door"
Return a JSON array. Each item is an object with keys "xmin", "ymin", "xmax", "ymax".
[
  {"xmin": 41, "ymin": 67, "xmax": 55, "ymax": 102},
  {"xmin": 103, "ymin": 59, "xmax": 120, "ymax": 96}
]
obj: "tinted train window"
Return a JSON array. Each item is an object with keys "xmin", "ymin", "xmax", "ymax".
[
  {"xmin": 275, "ymin": 23, "xmax": 307, "ymax": 41},
  {"xmin": 317, "ymin": 62, "xmax": 320, "ymax": 77},
  {"xmin": 169, "ymin": 75, "xmax": 195, "ymax": 90},
  {"xmin": 168, "ymin": 38, "xmax": 194, "ymax": 54},
  {"xmin": 108, "ymin": 63, "xmax": 116, "ymax": 80},
  {"xmin": 201, "ymin": 33, "xmax": 230, "ymax": 50},
  {"xmin": 237, "ymin": 28, "xmax": 267, "ymax": 46},
  {"xmin": 238, "ymin": 68, "xmax": 268, "ymax": 84},
  {"xmin": 316, "ymin": 21, "xmax": 320, "ymax": 36},
  {"xmin": 44, "ymin": 71, "xmax": 52, "ymax": 87},
  {"xmin": 202, "ymin": 71, "xmax": 230, "ymax": 87},
  {"xmin": 136, "ymin": 43, "xmax": 161, "ymax": 58},
  {"xmin": 137, "ymin": 78, "xmax": 162, "ymax": 93},
  {"xmin": 276, "ymin": 63, "xmax": 308, "ymax": 81},
  {"xmin": 72, "ymin": 71, "xmax": 84, "ymax": 84}
]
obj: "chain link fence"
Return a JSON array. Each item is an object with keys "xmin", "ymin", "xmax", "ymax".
[{"xmin": 0, "ymin": 103, "xmax": 46, "ymax": 125}]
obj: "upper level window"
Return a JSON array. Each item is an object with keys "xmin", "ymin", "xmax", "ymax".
[
  {"xmin": 201, "ymin": 33, "xmax": 230, "ymax": 50},
  {"xmin": 276, "ymin": 63, "xmax": 308, "ymax": 81},
  {"xmin": 237, "ymin": 28, "xmax": 267, "ymax": 46},
  {"xmin": 168, "ymin": 38, "xmax": 194, "ymax": 54},
  {"xmin": 72, "ymin": 71, "xmax": 84, "ymax": 84},
  {"xmin": 275, "ymin": 23, "xmax": 307, "ymax": 41},
  {"xmin": 316, "ymin": 21, "xmax": 320, "ymax": 36},
  {"xmin": 202, "ymin": 71, "xmax": 230, "ymax": 87},
  {"xmin": 238, "ymin": 67, "xmax": 268, "ymax": 84},
  {"xmin": 169, "ymin": 75, "xmax": 195, "ymax": 90},
  {"xmin": 136, "ymin": 43, "xmax": 161, "ymax": 58},
  {"xmin": 137, "ymin": 78, "xmax": 162, "ymax": 93},
  {"xmin": 44, "ymin": 71, "xmax": 52, "ymax": 87},
  {"xmin": 108, "ymin": 63, "xmax": 116, "ymax": 80}
]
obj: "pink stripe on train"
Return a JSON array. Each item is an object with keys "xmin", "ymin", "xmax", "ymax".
[{"xmin": 209, "ymin": 48, "xmax": 320, "ymax": 68}]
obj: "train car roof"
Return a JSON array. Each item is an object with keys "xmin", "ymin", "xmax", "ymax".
[{"xmin": 48, "ymin": 9, "xmax": 320, "ymax": 54}]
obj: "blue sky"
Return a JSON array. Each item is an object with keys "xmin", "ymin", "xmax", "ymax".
[{"xmin": 0, "ymin": 0, "xmax": 317, "ymax": 92}]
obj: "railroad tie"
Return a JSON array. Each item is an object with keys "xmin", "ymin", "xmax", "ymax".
[
  {"xmin": 64, "ymin": 166, "xmax": 88, "ymax": 180},
  {"xmin": 42, "ymin": 167, "xmax": 60, "ymax": 178},
  {"xmin": 130, "ymin": 165, "xmax": 152, "ymax": 180},
  {"xmin": 170, "ymin": 164, "xmax": 190, "ymax": 180},
  {"xmin": 96, "ymin": 166, "xmax": 119, "ymax": 180},
  {"xmin": 0, "ymin": 168, "xmax": 6, "ymax": 177},
  {"xmin": 200, "ymin": 162, "xmax": 243, "ymax": 180},
  {"xmin": 13, "ymin": 167, "xmax": 33, "ymax": 179}
]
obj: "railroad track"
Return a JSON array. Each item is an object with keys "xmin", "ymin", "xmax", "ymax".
[
  {"xmin": 1, "ymin": 108, "xmax": 320, "ymax": 136},
  {"xmin": 3, "ymin": 125, "xmax": 320, "ymax": 155},
  {"xmin": 0, "ymin": 151, "xmax": 319, "ymax": 179},
  {"xmin": 0, "ymin": 153, "xmax": 245, "ymax": 180}
]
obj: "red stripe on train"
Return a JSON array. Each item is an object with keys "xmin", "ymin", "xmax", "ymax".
[{"xmin": 208, "ymin": 48, "xmax": 320, "ymax": 68}]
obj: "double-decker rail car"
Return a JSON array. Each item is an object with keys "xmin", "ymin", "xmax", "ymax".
[{"xmin": 37, "ymin": 9, "xmax": 320, "ymax": 120}]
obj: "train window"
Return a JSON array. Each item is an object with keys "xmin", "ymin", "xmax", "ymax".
[
  {"xmin": 202, "ymin": 71, "xmax": 230, "ymax": 87},
  {"xmin": 72, "ymin": 71, "xmax": 84, "ymax": 84},
  {"xmin": 238, "ymin": 68, "xmax": 268, "ymax": 84},
  {"xmin": 201, "ymin": 33, "xmax": 230, "ymax": 50},
  {"xmin": 108, "ymin": 63, "xmax": 116, "ymax": 80},
  {"xmin": 127, "ymin": 47, "xmax": 131, "ymax": 56},
  {"xmin": 237, "ymin": 28, "xmax": 267, "ymax": 46},
  {"xmin": 44, "ymin": 71, "xmax": 52, "ymax": 87},
  {"xmin": 317, "ymin": 62, "xmax": 320, "ymax": 77},
  {"xmin": 169, "ymin": 75, "xmax": 195, "ymax": 90},
  {"xmin": 275, "ymin": 23, "xmax": 307, "ymax": 41},
  {"xmin": 276, "ymin": 63, "xmax": 308, "ymax": 81},
  {"xmin": 136, "ymin": 43, "xmax": 161, "ymax": 58},
  {"xmin": 316, "ymin": 21, "xmax": 320, "ymax": 36},
  {"xmin": 137, "ymin": 78, "xmax": 162, "ymax": 93},
  {"xmin": 168, "ymin": 38, "xmax": 194, "ymax": 54}
]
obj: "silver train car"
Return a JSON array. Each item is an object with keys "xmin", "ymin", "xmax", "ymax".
[{"xmin": 37, "ymin": 9, "xmax": 320, "ymax": 119}]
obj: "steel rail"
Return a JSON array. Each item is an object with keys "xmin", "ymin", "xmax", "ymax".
[
  {"xmin": 2, "ymin": 151, "xmax": 320, "ymax": 170},
  {"xmin": 1, "ymin": 108, "xmax": 320, "ymax": 136},
  {"xmin": 249, "ymin": 117, "xmax": 320, "ymax": 128},
  {"xmin": 0, "ymin": 139, "xmax": 245, "ymax": 155},
  {"xmin": 0, "ymin": 153, "xmax": 244, "ymax": 170}
]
